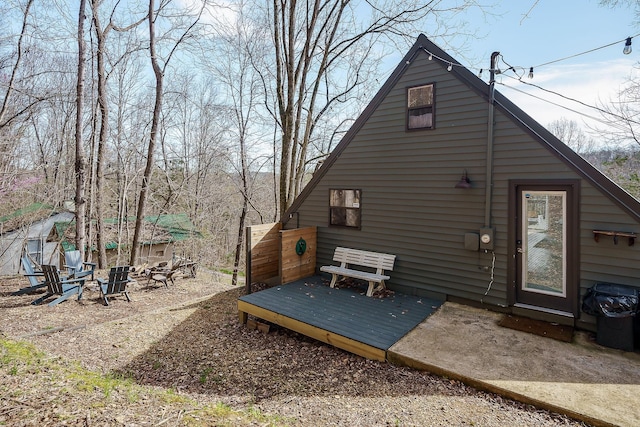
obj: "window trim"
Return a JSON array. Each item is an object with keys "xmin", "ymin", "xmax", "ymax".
[
  {"xmin": 328, "ymin": 188, "xmax": 362, "ymax": 229},
  {"xmin": 406, "ymin": 83, "xmax": 435, "ymax": 131}
]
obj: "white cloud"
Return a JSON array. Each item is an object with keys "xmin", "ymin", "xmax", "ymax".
[
  {"xmin": 175, "ymin": 0, "xmax": 240, "ymax": 30},
  {"xmin": 496, "ymin": 58, "xmax": 639, "ymax": 134}
]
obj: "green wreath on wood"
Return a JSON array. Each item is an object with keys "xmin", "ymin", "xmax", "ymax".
[{"xmin": 295, "ymin": 237, "xmax": 307, "ymax": 256}]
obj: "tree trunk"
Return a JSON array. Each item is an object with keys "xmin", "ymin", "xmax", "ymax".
[
  {"xmin": 91, "ymin": 0, "xmax": 109, "ymax": 268},
  {"xmin": 232, "ymin": 196, "xmax": 248, "ymax": 287},
  {"xmin": 130, "ymin": 0, "xmax": 162, "ymax": 267},
  {"xmin": 75, "ymin": 0, "xmax": 88, "ymax": 260},
  {"xmin": 232, "ymin": 122, "xmax": 250, "ymax": 286}
]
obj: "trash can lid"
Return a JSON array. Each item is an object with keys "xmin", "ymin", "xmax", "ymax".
[
  {"xmin": 594, "ymin": 282, "xmax": 639, "ymax": 297},
  {"xmin": 583, "ymin": 283, "xmax": 639, "ymax": 317}
]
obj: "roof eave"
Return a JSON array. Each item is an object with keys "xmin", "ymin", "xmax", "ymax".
[{"xmin": 282, "ymin": 34, "xmax": 640, "ymax": 226}]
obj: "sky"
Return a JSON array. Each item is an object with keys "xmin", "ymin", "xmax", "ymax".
[{"xmin": 429, "ymin": 0, "xmax": 640, "ymax": 147}]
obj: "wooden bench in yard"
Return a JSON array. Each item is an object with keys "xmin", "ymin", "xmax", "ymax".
[{"xmin": 320, "ymin": 247, "xmax": 396, "ymax": 297}]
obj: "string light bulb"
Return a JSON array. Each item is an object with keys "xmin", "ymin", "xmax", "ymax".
[
  {"xmin": 624, "ymin": 37, "xmax": 632, "ymax": 55},
  {"xmin": 447, "ymin": 63, "xmax": 452, "ymax": 71},
  {"xmin": 428, "ymin": 53, "xmax": 433, "ymax": 60},
  {"xmin": 478, "ymin": 68, "xmax": 483, "ymax": 78},
  {"xmin": 528, "ymin": 67, "xmax": 534, "ymax": 79}
]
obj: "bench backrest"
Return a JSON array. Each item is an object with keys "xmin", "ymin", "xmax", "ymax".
[{"xmin": 333, "ymin": 247, "xmax": 395, "ymax": 271}]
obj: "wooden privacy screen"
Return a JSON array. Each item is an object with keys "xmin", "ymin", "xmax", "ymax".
[
  {"xmin": 280, "ymin": 227, "xmax": 316, "ymax": 284},
  {"xmin": 245, "ymin": 223, "xmax": 317, "ymax": 292},
  {"xmin": 246, "ymin": 222, "xmax": 282, "ymax": 292}
]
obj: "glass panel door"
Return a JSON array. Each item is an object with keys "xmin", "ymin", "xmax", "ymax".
[
  {"xmin": 521, "ymin": 191, "xmax": 566, "ymax": 297},
  {"xmin": 515, "ymin": 183, "xmax": 576, "ymax": 315}
]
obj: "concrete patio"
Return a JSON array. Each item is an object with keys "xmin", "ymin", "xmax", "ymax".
[{"xmin": 389, "ymin": 301, "xmax": 640, "ymax": 427}]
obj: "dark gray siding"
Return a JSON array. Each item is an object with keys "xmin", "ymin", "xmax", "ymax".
[
  {"xmin": 287, "ymin": 42, "xmax": 640, "ymax": 326},
  {"xmin": 293, "ymin": 51, "xmax": 504, "ymax": 304},
  {"xmin": 491, "ymin": 105, "xmax": 640, "ymax": 316}
]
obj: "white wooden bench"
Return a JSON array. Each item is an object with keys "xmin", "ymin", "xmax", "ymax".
[{"xmin": 320, "ymin": 247, "xmax": 396, "ymax": 297}]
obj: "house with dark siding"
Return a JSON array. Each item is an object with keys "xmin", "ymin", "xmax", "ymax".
[{"xmin": 281, "ymin": 34, "xmax": 640, "ymax": 332}]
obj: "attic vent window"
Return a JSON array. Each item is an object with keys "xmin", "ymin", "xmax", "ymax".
[
  {"xmin": 407, "ymin": 83, "xmax": 434, "ymax": 130},
  {"xmin": 329, "ymin": 189, "xmax": 361, "ymax": 228}
]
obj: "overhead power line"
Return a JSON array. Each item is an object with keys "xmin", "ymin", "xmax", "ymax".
[
  {"xmin": 420, "ymin": 34, "xmax": 640, "ymax": 131},
  {"xmin": 496, "ymin": 79, "xmax": 635, "ymax": 133}
]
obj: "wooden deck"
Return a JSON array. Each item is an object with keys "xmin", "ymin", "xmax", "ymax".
[{"xmin": 238, "ymin": 275, "xmax": 443, "ymax": 361}]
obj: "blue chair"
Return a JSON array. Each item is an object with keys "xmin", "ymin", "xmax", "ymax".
[
  {"xmin": 12, "ymin": 256, "xmax": 47, "ymax": 295},
  {"xmin": 97, "ymin": 266, "xmax": 131, "ymax": 306},
  {"xmin": 64, "ymin": 250, "xmax": 96, "ymax": 280},
  {"xmin": 31, "ymin": 265, "xmax": 84, "ymax": 307}
]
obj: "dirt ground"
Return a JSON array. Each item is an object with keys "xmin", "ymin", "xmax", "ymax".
[{"xmin": 0, "ymin": 269, "xmax": 592, "ymax": 426}]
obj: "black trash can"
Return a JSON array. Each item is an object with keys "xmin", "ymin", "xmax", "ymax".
[{"xmin": 582, "ymin": 283, "xmax": 638, "ymax": 351}]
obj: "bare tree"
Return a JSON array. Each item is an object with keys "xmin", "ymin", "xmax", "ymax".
[
  {"xmin": 91, "ymin": 0, "xmax": 113, "ymax": 268},
  {"xmin": 22, "ymin": 50, "xmax": 78, "ymax": 200},
  {"xmin": 0, "ymin": 0, "xmax": 34, "ymax": 130},
  {"xmin": 75, "ymin": 0, "xmax": 88, "ymax": 260},
  {"xmin": 0, "ymin": 0, "xmax": 486, "ymax": 276},
  {"xmin": 210, "ymin": 2, "xmax": 267, "ymax": 286},
  {"xmin": 548, "ymin": 118, "xmax": 597, "ymax": 154},
  {"xmin": 130, "ymin": 0, "xmax": 205, "ymax": 266},
  {"xmin": 90, "ymin": 0, "xmax": 146, "ymax": 268},
  {"xmin": 110, "ymin": 36, "xmax": 147, "ymax": 265},
  {"xmin": 0, "ymin": 0, "xmax": 38, "ymax": 205},
  {"xmin": 589, "ymin": 71, "xmax": 640, "ymax": 149},
  {"xmin": 130, "ymin": 0, "xmax": 163, "ymax": 267},
  {"xmin": 254, "ymin": 0, "xmax": 485, "ymax": 214},
  {"xmin": 0, "ymin": 4, "xmax": 80, "ymax": 208}
]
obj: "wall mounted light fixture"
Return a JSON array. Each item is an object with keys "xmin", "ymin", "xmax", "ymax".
[{"xmin": 455, "ymin": 170, "xmax": 472, "ymax": 189}]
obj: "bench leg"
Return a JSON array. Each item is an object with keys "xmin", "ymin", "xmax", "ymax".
[
  {"xmin": 378, "ymin": 280, "xmax": 386, "ymax": 292},
  {"xmin": 366, "ymin": 280, "xmax": 386, "ymax": 297},
  {"xmin": 329, "ymin": 274, "xmax": 339, "ymax": 288},
  {"xmin": 366, "ymin": 281, "xmax": 375, "ymax": 297}
]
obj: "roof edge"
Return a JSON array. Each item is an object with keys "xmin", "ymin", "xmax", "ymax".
[
  {"xmin": 282, "ymin": 34, "xmax": 430, "ymax": 225},
  {"xmin": 493, "ymin": 92, "xmax": 640, "ymax": 222},
  {"xmin": 283, "ymin": 34, "xmax": 640, "ymax": 225}
]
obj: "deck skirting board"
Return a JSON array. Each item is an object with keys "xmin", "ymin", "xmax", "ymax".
[{"xmin": 238, "ymin": 299, "xmax": 387, "ymax": 361}]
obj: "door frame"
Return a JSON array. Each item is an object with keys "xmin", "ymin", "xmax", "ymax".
[{"xmin": 507, "ymin": 179, "xmax": 580, "ymax": 317}]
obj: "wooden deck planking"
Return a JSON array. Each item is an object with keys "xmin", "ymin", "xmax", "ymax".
[{"xmin": 238, "ymin": 276, "xmax": 443, "ymax": 360}]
